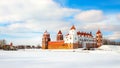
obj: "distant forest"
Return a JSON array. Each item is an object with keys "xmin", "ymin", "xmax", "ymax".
[{"xmin": 103, "ymin": 39, "xmax": 120, "ymax": 45}]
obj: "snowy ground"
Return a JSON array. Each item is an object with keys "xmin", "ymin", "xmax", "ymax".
[{"xmin": 0, "ymin": 45, "xmax": 120, "ymax": 68}]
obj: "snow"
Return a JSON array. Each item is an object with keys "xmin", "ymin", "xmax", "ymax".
[{"xmin": 0, "ymin": 45, "xmax": 120, "ymax": 68}]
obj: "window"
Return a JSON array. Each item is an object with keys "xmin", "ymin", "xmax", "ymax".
[
  {"xmin": 79, "ymin": 39, "xmax": 81, "ymax": 41},
  {"xmin": 75, "ymin": 37, "xmax": 77, "ymax": 40},
  {"xmin": 96, "ymin": 36, "xmax": 98, "ymax": 38},
  {"xmin": 97, "ymin": 40, "xmax": 98, "ymax": 42},
  {"xmin": 67, "ymin": 39, "xmax": 68, "ymax": 41}
]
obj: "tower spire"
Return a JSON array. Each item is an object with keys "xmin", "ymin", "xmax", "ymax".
[
  {"xmin": 58, "ymin": 30, "xmax": 62, "ymax": 34},
  {"xmin": 70, "ymin": 25, "xmax": 76, "ymax": 30},
  {"xmin": 57, "ymin": 30, "xmax": 63, "ymax": 41},
  {"xmin": 96, "ymin": 29, "xmax": 101, "ymax": 34}
]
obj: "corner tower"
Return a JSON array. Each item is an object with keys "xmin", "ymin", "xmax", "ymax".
[
  {"xmin": 57, "ymin": 30, "xmax": 63, "ymax": 41},
  {"xmin": 96, "ymin": 29, "xmax": 102, "ymax": 47},
  {"xmin": 42, "ymin": 30, "xmax": 51, "ymax": 49}
]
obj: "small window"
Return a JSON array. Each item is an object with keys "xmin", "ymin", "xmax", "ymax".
[
  {"xmin": 67, "ymin": 39, "xmax": 68, "ymax": 41},
  {"xmin": 96, "ymin": 36, "xmax": 98, "ymax": 38},
  {"xmin": 75, "ymin": 37, "xmax": 77, "ymax": 40}
]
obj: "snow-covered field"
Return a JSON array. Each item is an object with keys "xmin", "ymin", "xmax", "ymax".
[{"xmin": 0, "ymin": 45, "xmax": 120, "ymax": 68}]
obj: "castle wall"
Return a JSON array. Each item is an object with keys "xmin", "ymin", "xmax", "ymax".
[
  {"xmin": 78, "ymin": 43, "xmax": 82, "ymax": 48},
  {"xmin": 48, "ymin": 41, "xmax": 79, "ymax": 49},
  {"xmin": 48, "ymin": 41, "xmax": 69, "ymax": 49}
]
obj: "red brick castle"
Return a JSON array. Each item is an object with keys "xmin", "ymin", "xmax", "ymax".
[{"xmin": 42, "ymin": 25, "xmax": 102, "ymax": 49}]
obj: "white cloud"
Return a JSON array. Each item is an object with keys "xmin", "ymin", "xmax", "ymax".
[
  {"xmin": 116, "ymin": 14, "xmax": 120, "ymax": 21},
  {"xmin": 0, "ymin": 0, "xmax": 79, "ymax": 22},
  {"xmin": 107, "ymin": 32, "xmax": 120, "ymax": 40},
  {"xmin": 0, "ymin": 0, "xmax": 120, "ymax": 45},
  {"xmin": 0, "ymin": 0, "xmax": 80, "ymax": 45},
  {"xmin": 75, "ymin": 10, "xmax": 105, "ymax": 22}
]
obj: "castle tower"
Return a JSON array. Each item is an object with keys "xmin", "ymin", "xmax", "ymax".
[
  {"xmin": 42, "ymin": 30, "xmax": 51, "ymax": 49},
  {"xmin": 57, "ymin": 30, "xmax": 63, "ymax": 41},
  {"xmin": 10, "ymin": 42, "xmax": 13, "ymax": 46},
  {"xmin": 96, "ymin": 29, "xmax": 102, "ymax": 47},
  {"xmin": 64, "ymin": 25, "xmax": 79, "ymax": 49}
]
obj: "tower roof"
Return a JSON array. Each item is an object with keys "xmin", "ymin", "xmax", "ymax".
[
  {"xmin": 70, "ymin": 25, "xmax": 76, "ymax": 30},
  {"xmin": 58, "ymin": 30, "xmax": 62, "ymax": 34},
  {"xmin": 44, "ymin": 30, "xmax": 49, "ymax": 35},
  {"xmin": 96, "ymin": 29, "xmax": 101, "ymax": 34},
  {"xmin": 10, "ymin": 42, "xmax": 13, "ymax": 46}
]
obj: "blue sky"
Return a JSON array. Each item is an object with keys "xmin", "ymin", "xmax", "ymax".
[
  {"xmin": 55, "ymin": 0, "xmax": 120, "ymax": 12},
  {"xmin": 0, "ymin": 0, "xmax": 120, "ymax": 45}
]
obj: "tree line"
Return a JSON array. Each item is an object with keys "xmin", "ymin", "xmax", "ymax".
[{"xmin": 102, "ymin": 39, "xmax": 120, "ymax": 45}]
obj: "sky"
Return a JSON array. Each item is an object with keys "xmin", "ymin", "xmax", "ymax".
[{"xmin": 0, "ymin": 0, "xmax": 120, "ymax": 45}]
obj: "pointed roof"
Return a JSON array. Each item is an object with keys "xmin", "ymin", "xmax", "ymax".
[
  {"xmin": 44, "ymin": 30, "xmax": 49, "ymax": 35},
  {"xmin": 77, "ymin": 31, "xmax": 80, "ymax": 35},
  {"xmin": 96, "ymin": 29, "xmax": 101, "ymax": 34},
  {"xmin": 70, "ymin": 25, "xmax": 76, "ymax": 30},
  {"xmin": 58, "ymin": 30, "xmax": 62, "ymax": 34},
  {"xmin": 44, "ymin": 30, "xmax": 48, "ymax": 33}
]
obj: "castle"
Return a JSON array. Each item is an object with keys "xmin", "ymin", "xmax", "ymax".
[{"xmin": 42, "ymin": 25, "xmax": 102, "ymax": 49}]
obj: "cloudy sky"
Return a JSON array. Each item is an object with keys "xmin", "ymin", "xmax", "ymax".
[{"xmin": 0, "ymin": 0, "xmax": 120, "ymax": 45}]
